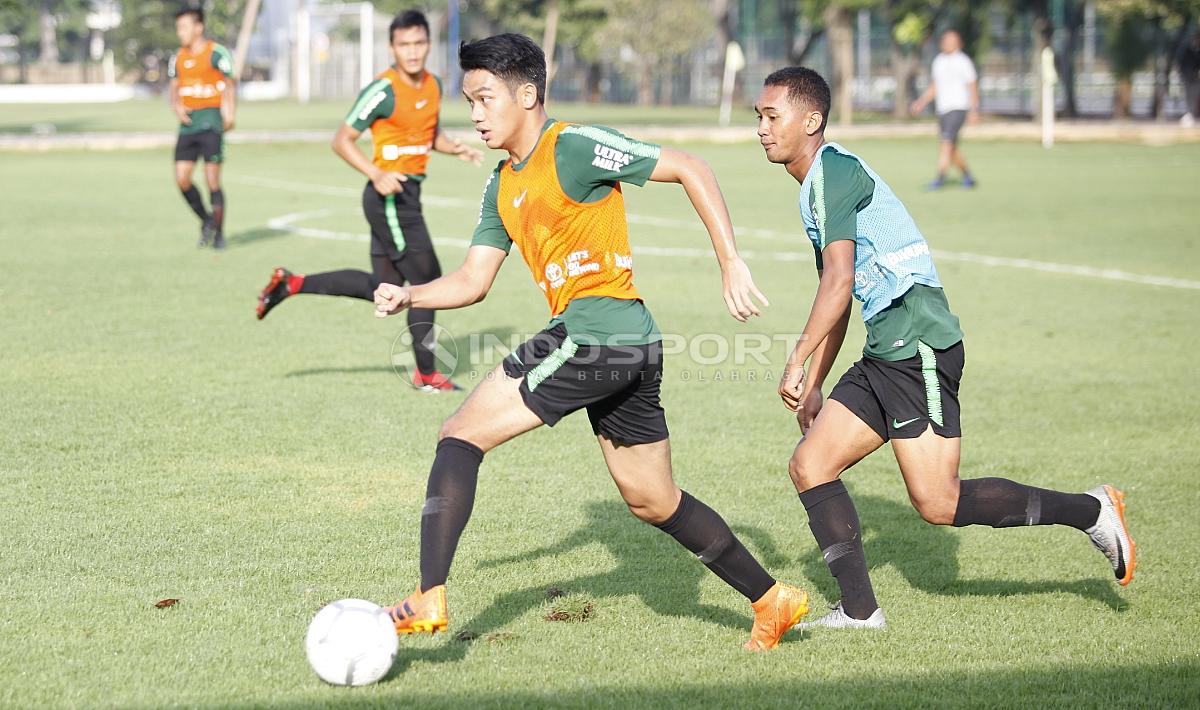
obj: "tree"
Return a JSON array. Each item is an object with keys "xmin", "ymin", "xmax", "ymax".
[
  {"xmin": 597, "ymin": 0, "xmax": 710, "ymax": 105},
  {"xmin": 477, "ymin": 0, "xmax": 609, "ymax": 99},
  {"xmin": 1097, "ymin": 0, "xmax": 1199, "ymax": 118}
]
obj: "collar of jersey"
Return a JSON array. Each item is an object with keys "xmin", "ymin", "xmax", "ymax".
[{"xmin": 509, "ymin": 118, "xmax": 557, "ymax": 173}]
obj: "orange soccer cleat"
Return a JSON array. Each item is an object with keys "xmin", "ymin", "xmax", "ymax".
[
  {"xmin": 743, "ymin": 582, "xmax": 809, "ymax": 651},
  {"xmin": 383, "ymin": 584, "xmax": 449, "ymax": 635}
]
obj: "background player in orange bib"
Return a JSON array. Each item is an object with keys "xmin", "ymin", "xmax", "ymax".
[
  {"xmin": 168, "ymin": 6, "xmax": 236, "ymax": 250},
  {"xmin": 372, "ymin": 33, "xmax": 809, "ymax": 650},
  {"xmin": 255, "ymin": 10, "xmax": 482, "ymax": 392}
]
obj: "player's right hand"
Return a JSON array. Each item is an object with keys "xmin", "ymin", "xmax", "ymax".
[
  {"xmin": 175, "ymin": 106, "xmax": 192, "ymax": 125},
  {"xmin": 797, "ymin": 387, "xmax": 823, "ymax": 434},
  {"xmin": 778, "ymin": 360, "xmax": 806, "ymax": 413},
  {"xmin": 374, "ymin": 283, "xmax": 412, "ymax": 317},
  {"xmin": 371, "ymin": 170, "xmax": 408, "ymax": 195}
]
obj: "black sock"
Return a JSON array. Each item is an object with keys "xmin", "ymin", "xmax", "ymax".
[
  {"xmin": 654, "ymin": 491, "xmax": 775, "ymax": 602},
  {"xmin": 799, "ymin": 480, "xmax": 878, "ymax": 620},
  {"xmin": 209, "ymin": 189, "xmax": 224, "ymax": 233},
  {"xmin": 180, "ymin": 186, "xmax": 209, "ymax": 222},
  {"xmin": 419, "ymin": 437, "xmax": 483, "ymax": 592},
  {"xmin": 952, "ymin": 478, "xmax": 1100, "ymax": 531},
  {"xmin": 408, "ymin": 308, "xmax": 437, "ymax": 375},
  {"xmin": 296, "ymin": 270, "xmax": 376, "ymax": 300}
]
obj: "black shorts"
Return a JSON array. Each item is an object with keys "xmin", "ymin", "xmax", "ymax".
[
  {"xmin": 829, "ymin": 340, "xmax": 964, "ymax": 441},
  {"xmin": 363, "ymin": 181, "xmax": 434, "ymax": 261},
  {"xmin": 174, "ymin": 130, "xmax": 223, "ymax": 163},
  {"xmin": 502, "ymin": 323, "xmax": 669, "ymax": 446},
  {"xmin": 938, "ymin": 110, "xmax": 968, "ymax": 143}
]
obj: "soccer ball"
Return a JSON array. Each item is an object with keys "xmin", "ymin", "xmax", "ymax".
[{"xmin": 305, "ymin": 598, "xmax": 399, "ymax": 686}]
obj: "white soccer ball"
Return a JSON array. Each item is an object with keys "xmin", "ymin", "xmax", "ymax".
[{"xmin": 305, "ymin": 598, "xmax": 399, "ymax": 687}]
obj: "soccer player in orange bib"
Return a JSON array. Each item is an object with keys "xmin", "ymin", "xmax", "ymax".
[
  {"xmin": 169, "ymin": 7, "xmax": 236, "ymax": 249},
  {"xmin": 256, "ymin": 10, "xmax": 482, "ymax": 391},
  {"xmin": 373, "ymin": 34, "xmax": 809, "ymax": 650}
]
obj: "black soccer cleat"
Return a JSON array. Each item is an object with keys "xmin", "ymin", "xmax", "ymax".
[
  {"xmin": 198, "ymin": 219, "xmax": 217, "ymax": 248},
  {"xmin": 212, "ymin": 231, "xmax": 227, "ymax": 250},
  {"xmin": 256, "ymin": 267, "xmax": 293, "ymax": 320}
]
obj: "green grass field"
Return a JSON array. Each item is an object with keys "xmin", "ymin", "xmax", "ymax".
[{"xmin": 2, "ymin": 131, "xmax": 1198, "ymax": 708}]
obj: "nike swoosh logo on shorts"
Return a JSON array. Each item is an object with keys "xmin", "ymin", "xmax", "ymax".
[{"xmin": 892, "ymin": 417, "xmax": 921, "ymax": 429}]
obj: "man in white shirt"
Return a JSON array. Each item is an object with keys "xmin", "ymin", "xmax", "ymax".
[{"xmin": 911, "ymin": 30, "xmax": 979, "ymax": 189}]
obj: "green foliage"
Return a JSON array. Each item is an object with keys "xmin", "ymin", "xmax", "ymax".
[
  {"xmin": 477, "ymin": 0, "xmax": 610, "ymax": 62},
  {"xmin": 112, "ymin": 0, "xmax": 245, "ymax": 79},
  {"xmin": 0, "ymin": 0, "xmax": 90, "ymax": 64}
]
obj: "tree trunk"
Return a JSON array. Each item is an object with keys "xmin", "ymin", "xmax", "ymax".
[
  {"xmin": 636, "ymin": 61, "xmax": 654, "ymax": 106},
  {"xmin": 542, "ymin": 0, "xmax": 560, "ymax": 93},
  {"xmin": 1114, "ymin": 77, "xmax": 1132, "ymax": 119},
  {"xmin": 586, "ymin": 62, "xmax": 602, "ymax": 103},
  {"xmin": 39, "ymin": 1, "xmax": 58, "ymax": 66},
  {"xmin": 824, "ymin": 4, "xmax": 854, "ymax": 126},
  {"xmin": 890, "ymin": 43, "xmax": 918, "ymax": 119},
  {"xmin": 1059, "ymin": 0, "xmax": 1084, "ymax": 118}
]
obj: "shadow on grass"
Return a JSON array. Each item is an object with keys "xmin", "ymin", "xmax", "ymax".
[
  {"xmin": 284, "ymin": 327, "xmax": 520, "ymax": 381},
  {"xmin": 800, "ymin": 493, "xmax": 1127, "ymax": 612},
  {"xmin": 307, "ymin": 661, "xmax": 1200, "ymax": 708},
  {"xmin": 226, "ymin": 227, "xmax": 290, "ymax": 247},
  {"xmin": 383, "ymin": 499, "xmax": 775, "ymax": 678}
]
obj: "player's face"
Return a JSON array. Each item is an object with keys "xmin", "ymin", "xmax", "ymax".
[
  {"xmin": 462, "ymin": 69, "xmax": 531, "ymax": 150},
  {"xmin": 175, "ymin": 15, "xmax": 202, "ymax": 47},
  {"xmin": 755, "ymin": 85, "xmax": 817, "ymax": 164},
  {"xmin": 390, "ymin": 26, "xmax": 430, "ymax": 76}
]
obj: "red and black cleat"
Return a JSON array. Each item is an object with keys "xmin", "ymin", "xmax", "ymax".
[{"xmin": 256, "ymin": 267, "xmax": 294, "ymax": 320}]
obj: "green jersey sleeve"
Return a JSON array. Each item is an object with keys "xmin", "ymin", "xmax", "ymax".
[
  {"xmin": 344, "ymin": 78, "xmax": 395, "ymax": 132},
  {"xmin": 809, "ymin": 150, "xmax": 875, "ymax": 248},
  {"xmin": 470, "ymin": 163, "xmax": 513, "ymax": 253},
  {"xmin": 211, "ymin": 44, "xmax": 234, "ymax": 78},
  {"xmin": 554, "ymin": 124, "xmax": 662, "ymax": 203}
]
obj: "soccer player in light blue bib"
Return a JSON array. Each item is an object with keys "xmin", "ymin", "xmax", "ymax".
[{"xmin": 754, "ymin": 67, "xmax": 1136, "ymax": 630}]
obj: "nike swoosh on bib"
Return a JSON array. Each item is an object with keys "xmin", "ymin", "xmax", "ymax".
[
  {"xmin": 513, "ymin": 189, "xmax": 528, "ymax": 208},
  {"xmin": 415, "ymin": 99, "xmax": 428, "ymax": 109}
]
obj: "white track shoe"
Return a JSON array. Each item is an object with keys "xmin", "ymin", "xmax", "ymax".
[{"xmin": 797, "ymin": 602, "xmax": 886, "ymax": 630}]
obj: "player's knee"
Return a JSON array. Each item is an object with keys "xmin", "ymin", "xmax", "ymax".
[
  {"xmin": 175, "ymin": 175, "xmax": 192, "ymax": 190},
  {"xmin": 436, "ymin": 416, "xmax": 461, "ymax": 443},
  {"xmin": 625, "ymin": 498, "xmax": 673, "ymax": 525},
  {"xmin": 788, "ymin": 449, "xmax": 837, "ymax": 492},
  {"xmin": 911, "ymin": 493, "xmax": 957, "ymax": 525}
]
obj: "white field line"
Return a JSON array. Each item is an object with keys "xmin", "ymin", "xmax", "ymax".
[{"xmin": 240, "ymin": 175, "xmax": 1200, "ymax": 291}]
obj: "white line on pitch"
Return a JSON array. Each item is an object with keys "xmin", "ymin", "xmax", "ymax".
[{"xmin": 243, "ymin": 175, "xmax": 1200, "ymax": 291}]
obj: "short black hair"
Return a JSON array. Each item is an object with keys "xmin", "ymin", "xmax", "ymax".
[
  {"xmin": 389, "ymin": 9, "xmax": 429, "ymax": 41},
  {"xmin": 459, "ymin": 33, "xmax": 547, "ymax": 104},
  {"xmin": 174, "ymin": 6, "xmax": 203, "ymax": 24},
  {"xmin": 763, "ymin": 67, "xmax": 831, "ymax": 131}
]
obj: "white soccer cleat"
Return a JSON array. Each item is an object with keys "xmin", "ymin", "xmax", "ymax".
[
  {"xmin": 1084, "ymin": 484, "xmax": 1136, "ymax": 586},
  {"xmin": 797, "ymin": 602, "xmax": 886, "ymax": 630}
]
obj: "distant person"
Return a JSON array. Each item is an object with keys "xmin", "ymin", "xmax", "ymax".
[
  {"xmin": 911, "ymin": 30, "xmax": 978, "ymax": 189},
  {"xmin": 254, "ymin": 10, "xmax": 482, "ymax": 392},
  {"xmin": 169, "ymin": 6, "xmax": 236, "ymax": 249},
  {"xmin": 1179, "ymin": 32, "xmax": 1200, "ymax": 127}
]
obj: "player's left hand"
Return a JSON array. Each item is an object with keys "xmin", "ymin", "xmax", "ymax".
[
  {"xmin": 797, "ymin": 387, "xmax": 823, "ymax": 434},
  {"xmin": 374, "ymin": 283, "xmax": 412, "ymax": 317},
  {"xmin": 223, "ymin": 116, "xmax": 235, "ymax": 132},
  {"xmin": 967, "ymin": 110, "xmax": 980, "ymax": 125},
  {"xmin": 721, "ymin": 257, "xmax": 769, "ymax": 322},
  {"xmin": 455, "ymin": 142, "xmax": 484, "ymax": 166},
  {"xmin": 778, "ymin": 360, "xmax": 806, "ymax": 412}
]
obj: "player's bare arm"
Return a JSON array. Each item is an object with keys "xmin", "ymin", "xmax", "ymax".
[
  {"xmin": 374, "ymin": 244, "xmax": 506, "ymax": 316},
  {"xmin": 793, "ymin": 280, "xmax": 852, "ymax": 433},
  {"xmin": 779, "ymin": 239, "xmax": 853, "ymax": 412},
  {"xmin": 649, "ymin": 148, "xmax": 769, "ymax": 322},
  {"xmin": 910, "ymin": 81, "xmax": 936, "ymax": 115},
  {"xmin": 221, "ymin": 76, "xmax": 236, "ymax": 131},
  {"xmin": 968, "ymin": 80, "xmax": 981, "ymax": 124},
  {"xmin": 433, "ymin": 129, "xmax": 484, "ymax": 165},
  {"xmin": 168, "ymin": 78, "xmax": 191, "ymax": 125},
  {"xmin": 331, "ymin": 123, "xmax": 407, "ymax": 195}
]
